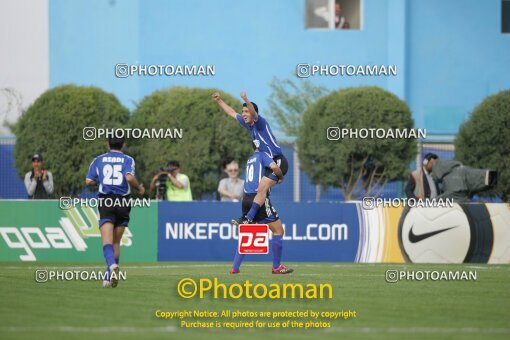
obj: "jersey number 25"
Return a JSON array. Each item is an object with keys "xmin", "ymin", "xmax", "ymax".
[{"xmin": 103, "ymin": 164, "xmax": 123, "ymax": 185}]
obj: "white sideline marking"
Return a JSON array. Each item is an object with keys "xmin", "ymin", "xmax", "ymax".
[
  {"xmin": 2, "ymin": 264, "xmax": 507, "ymax": 270},
  {"xmin": 465, "ymin": 266, "xmax": 494, "ymax": 269},
  {"xmin": 2, "ymin": 326, "xmax": 508, "ymax": 334},
  {"xmin": 325, "ymin": 327, "xmax": 510, "ymax": 334},
  {"xmin": 0, "ymin": 326, "xmax": 177, "ymax": 333},
  {"xmin": 1, "ymin": 264, "xmax": 268, "ymax": 270}
]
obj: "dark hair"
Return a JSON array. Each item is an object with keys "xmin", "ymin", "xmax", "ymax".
[
  {"xmin": 221, "ymin": 157, "xmax": 235, "ymax": 169},
  {"xmin": 242, "ymin": 102, "xmax": 258, "ymax": 113},
  {"xmin": 167, "ymin": 160, "xmax": 180, "ymax": 168},
  {"xmin": 424, "ymin": 153, "xmax": 439, "ymax": 161},
  {"xmin": 108, "ymin": 137, "xmax": 125, "ymax": 150}
]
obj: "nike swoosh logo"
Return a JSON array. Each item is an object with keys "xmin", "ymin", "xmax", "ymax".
[{"xmin": 408, "ymin": 225, "xmax": 459, "ymax": 243}]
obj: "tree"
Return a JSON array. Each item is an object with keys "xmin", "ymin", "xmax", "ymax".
[
  {"xmin": 455, "ymin": 90, "xmax": 510, "ymax": 201},
  {"xmin": 267, "ymin": 76, "xmax": 329, "ymax": 201},
  {"xmin": 267, "ymin": 76, "xmax": 328, "ymax": 137},
  {"xmin": 13, "ymin": 85, "xmax": 130, "ymax": 197},
  {"xmin": 128, "ymin": 87, "xmax": 253, "ymax": 199},
  {"xmin": 1, "ymin": 87, "xmax": 23, "ymax": 135},
  {"xmin": 297, "ymin": 86, "xmax": 416, "ymax": 200}
]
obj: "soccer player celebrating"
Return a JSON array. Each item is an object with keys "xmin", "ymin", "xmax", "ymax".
[
  {"xmin": 85, "ymin": 137, "xmax": 145, "ymax": 288},
  {"xmin": 212, "ymin": 91, "xmax": 288, "ymax": 224},
  {"xmin": 230, "ymin": 142, "xmax": 293, "ymax": 275}
]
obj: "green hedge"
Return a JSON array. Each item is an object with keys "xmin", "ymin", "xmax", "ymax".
[
  {"xmin": 297, "ymin": 86, "xmax": 416, "ymax": 199},
  {"xmin": 13, "ymin": 85, "xmax": 130, "ymax": 196},
  {"xmin": 455, "ymin": 90, "xmax": 510, "ymax": 200}
]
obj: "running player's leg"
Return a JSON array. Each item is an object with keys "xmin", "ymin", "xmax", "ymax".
[
  {"xmin": 268, "ymin": 220, "xmax": 292, "ymax": 274},
  {"xmin": 267, "ymin": 220, "xmax": 293, "ymax": 274},
  {"xmin": 231, "ymin": 194, "xmax": 253, "ymax": 273},
  {"xmin": 113, "ymin": 226, "xmax": 126, "ymax": 265},
  {"xmin": 268, "ymin": 219, "xmax": 284, "ymax": 269},
  {"xmin": 100, "ymin": 222, "xmax": 117, "ymax": 272},
  {"xmin": 110, "ymin": 226, "xmax": 125, "ymax": 286},
  {"xmin": 99, "ymin": 201, "xmax": 117, "ymax": 287},
  {"xmin": 113, "ymin": 205, "xmax": 130, "ymax": 265},
  {"xmin": 98, "ymin": 197, "xmax": 118, "ymax": 265},
  {"xmin": 253, "ymin": 197, "xmax": 293, "ymax": 274},
  {"xmin": 231, "ymin": 253, "xmax": 245, "ymax": 274},
  {"xmin": 109, "ymin": 205, "xmax": 130, "ymax": 286}
]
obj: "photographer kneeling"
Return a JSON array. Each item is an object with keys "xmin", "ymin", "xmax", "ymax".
[
  {"xmin": 150, "ymin": 160, "xmax": 192, "ymax": 201},
  {"xmin": 431, "ymin": 159, "xmax": 497, "ymax": 202}
]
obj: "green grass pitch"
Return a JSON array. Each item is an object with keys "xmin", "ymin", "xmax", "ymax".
[{"xmin": 0, "ymin": 262, "xmax": 508, "ymax": 340}]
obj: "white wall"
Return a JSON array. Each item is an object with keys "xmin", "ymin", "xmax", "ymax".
[{"xmin": 0, "ymin": 0, "xmax": 49, "ymax": 135}]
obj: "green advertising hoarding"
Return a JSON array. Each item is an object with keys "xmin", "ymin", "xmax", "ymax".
[{"xmin": 0, "ymin": 200, "xmax": 157, "ymax": 262}]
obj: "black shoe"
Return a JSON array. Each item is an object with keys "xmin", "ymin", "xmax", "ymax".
[{"xmin": 231, "ymin": 216, "xmax": 254, "ymax": 225}]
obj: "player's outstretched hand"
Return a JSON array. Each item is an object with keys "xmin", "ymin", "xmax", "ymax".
[
  {"xmin": 212, "ymin": 92, "xmax": 221, "ymax": 102},
  {"xmin": 240, "ymin": 91, "xmax": 247, "ymax": 101},
  {"xmin": 138, "ymin": 184, "xmax": 145, "ymax": 197}
]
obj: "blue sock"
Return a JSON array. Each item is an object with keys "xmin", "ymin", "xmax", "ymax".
[
  {"xmin": 232, "ymin": 252, "xmax": 246, "ymax": 271},
  {"xmin": 272, "ymin": 235, "xmax": 283, "ymax": 269},
  {"xmin": 103, "ymin": 244, "xmax": 116, "ymax": 268},
  {"xmin": 246, "ymin": 203, "xmax": 261, "ymax": 221},
  {"xmin": 115, "ymin": 258, "xmax": 119, "ymax": 265}
]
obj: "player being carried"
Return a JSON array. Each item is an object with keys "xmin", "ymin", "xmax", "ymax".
[
  {"xmin": 85, "ymin": 136, "xmax": 145, "ymax": 288},
  {"xmin": 212, "ymin": 91, "xmax": 288, "ymax": 224},
  {"xmin": 230, "ymin": 141, "xmax": 293, "ymax": 274}
]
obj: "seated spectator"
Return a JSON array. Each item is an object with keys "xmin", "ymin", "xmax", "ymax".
[
  {"xmin": 217, "ymin": 160, "xmax": 244, "ymax": 202},
  {"xmin": 216, "ymin": 157, "xmax": 234, "ymax": 200},
  {"xmin": 24, "ymin": 153, "xmax": 54, "ymax": 199}
]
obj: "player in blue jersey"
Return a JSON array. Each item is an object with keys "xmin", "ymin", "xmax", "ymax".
[
  {"xmin": 230, "ymin": 142, "xmax": 293, "ymax": 275},
  {"xmin": 213, "ymin": 91, "xmax": 288, "ymax": 225},
  {"xmin": 85, "ymin": 137, "xmax": 145, "ymax": 288}
]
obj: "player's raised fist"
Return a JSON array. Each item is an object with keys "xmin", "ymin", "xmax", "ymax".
[
  {"xmin": 240, "ymin": 91, "xmax": 247, "ymax": 100},
  {"xmin": 138, "ymin": 184, "xmax": 145, "ymax": 197},
  {"xmin": 212, "ymin": 92, "xmax": 221, "ymax": 102}
]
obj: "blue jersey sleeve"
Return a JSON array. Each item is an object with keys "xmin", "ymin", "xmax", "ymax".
[
  {"xmin": 86, "ymin": 158, "xmax": 98, "ymax": 181},
  {"xmin": 236, "ymin": 114, "xmax": 250, "ymax": 130},
  {"xmin": 124, "ymin": 156, "xmax": 135, "ymax": 176},
  {"xmin": 254, "ymin": 114, "xmax": 267, "ymax": 130}
]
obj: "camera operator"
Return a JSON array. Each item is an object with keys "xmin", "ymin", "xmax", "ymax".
[
  {"xmin": 431, "ymin": 159, "xmax": 498, "ymax": 202},
  {"xmin": 150, "ymin": 168, "xmax": 169, "ymax": 200},
  {"xmin": 150, "ymin": 160, "xmax": 192, "ymax": 201},
  {"xmin": 405, "ymin": 153, "xmax": 440, "ymax": 199},
  {"xmin": 24, "ymin": 153, "xmax": 54, "ymax": 199}
]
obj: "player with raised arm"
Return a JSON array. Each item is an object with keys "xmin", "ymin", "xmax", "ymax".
[
  {"xmin": 230, "ymin": 142, "xmax": 293, "ymax": 275},
  {"xmin": 212, "ymin": 91, "xmax": 288, "ymax": 224},
  {"xmin": 85, "ymin": 136, "xmax": 145, "ymax": 288}
]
